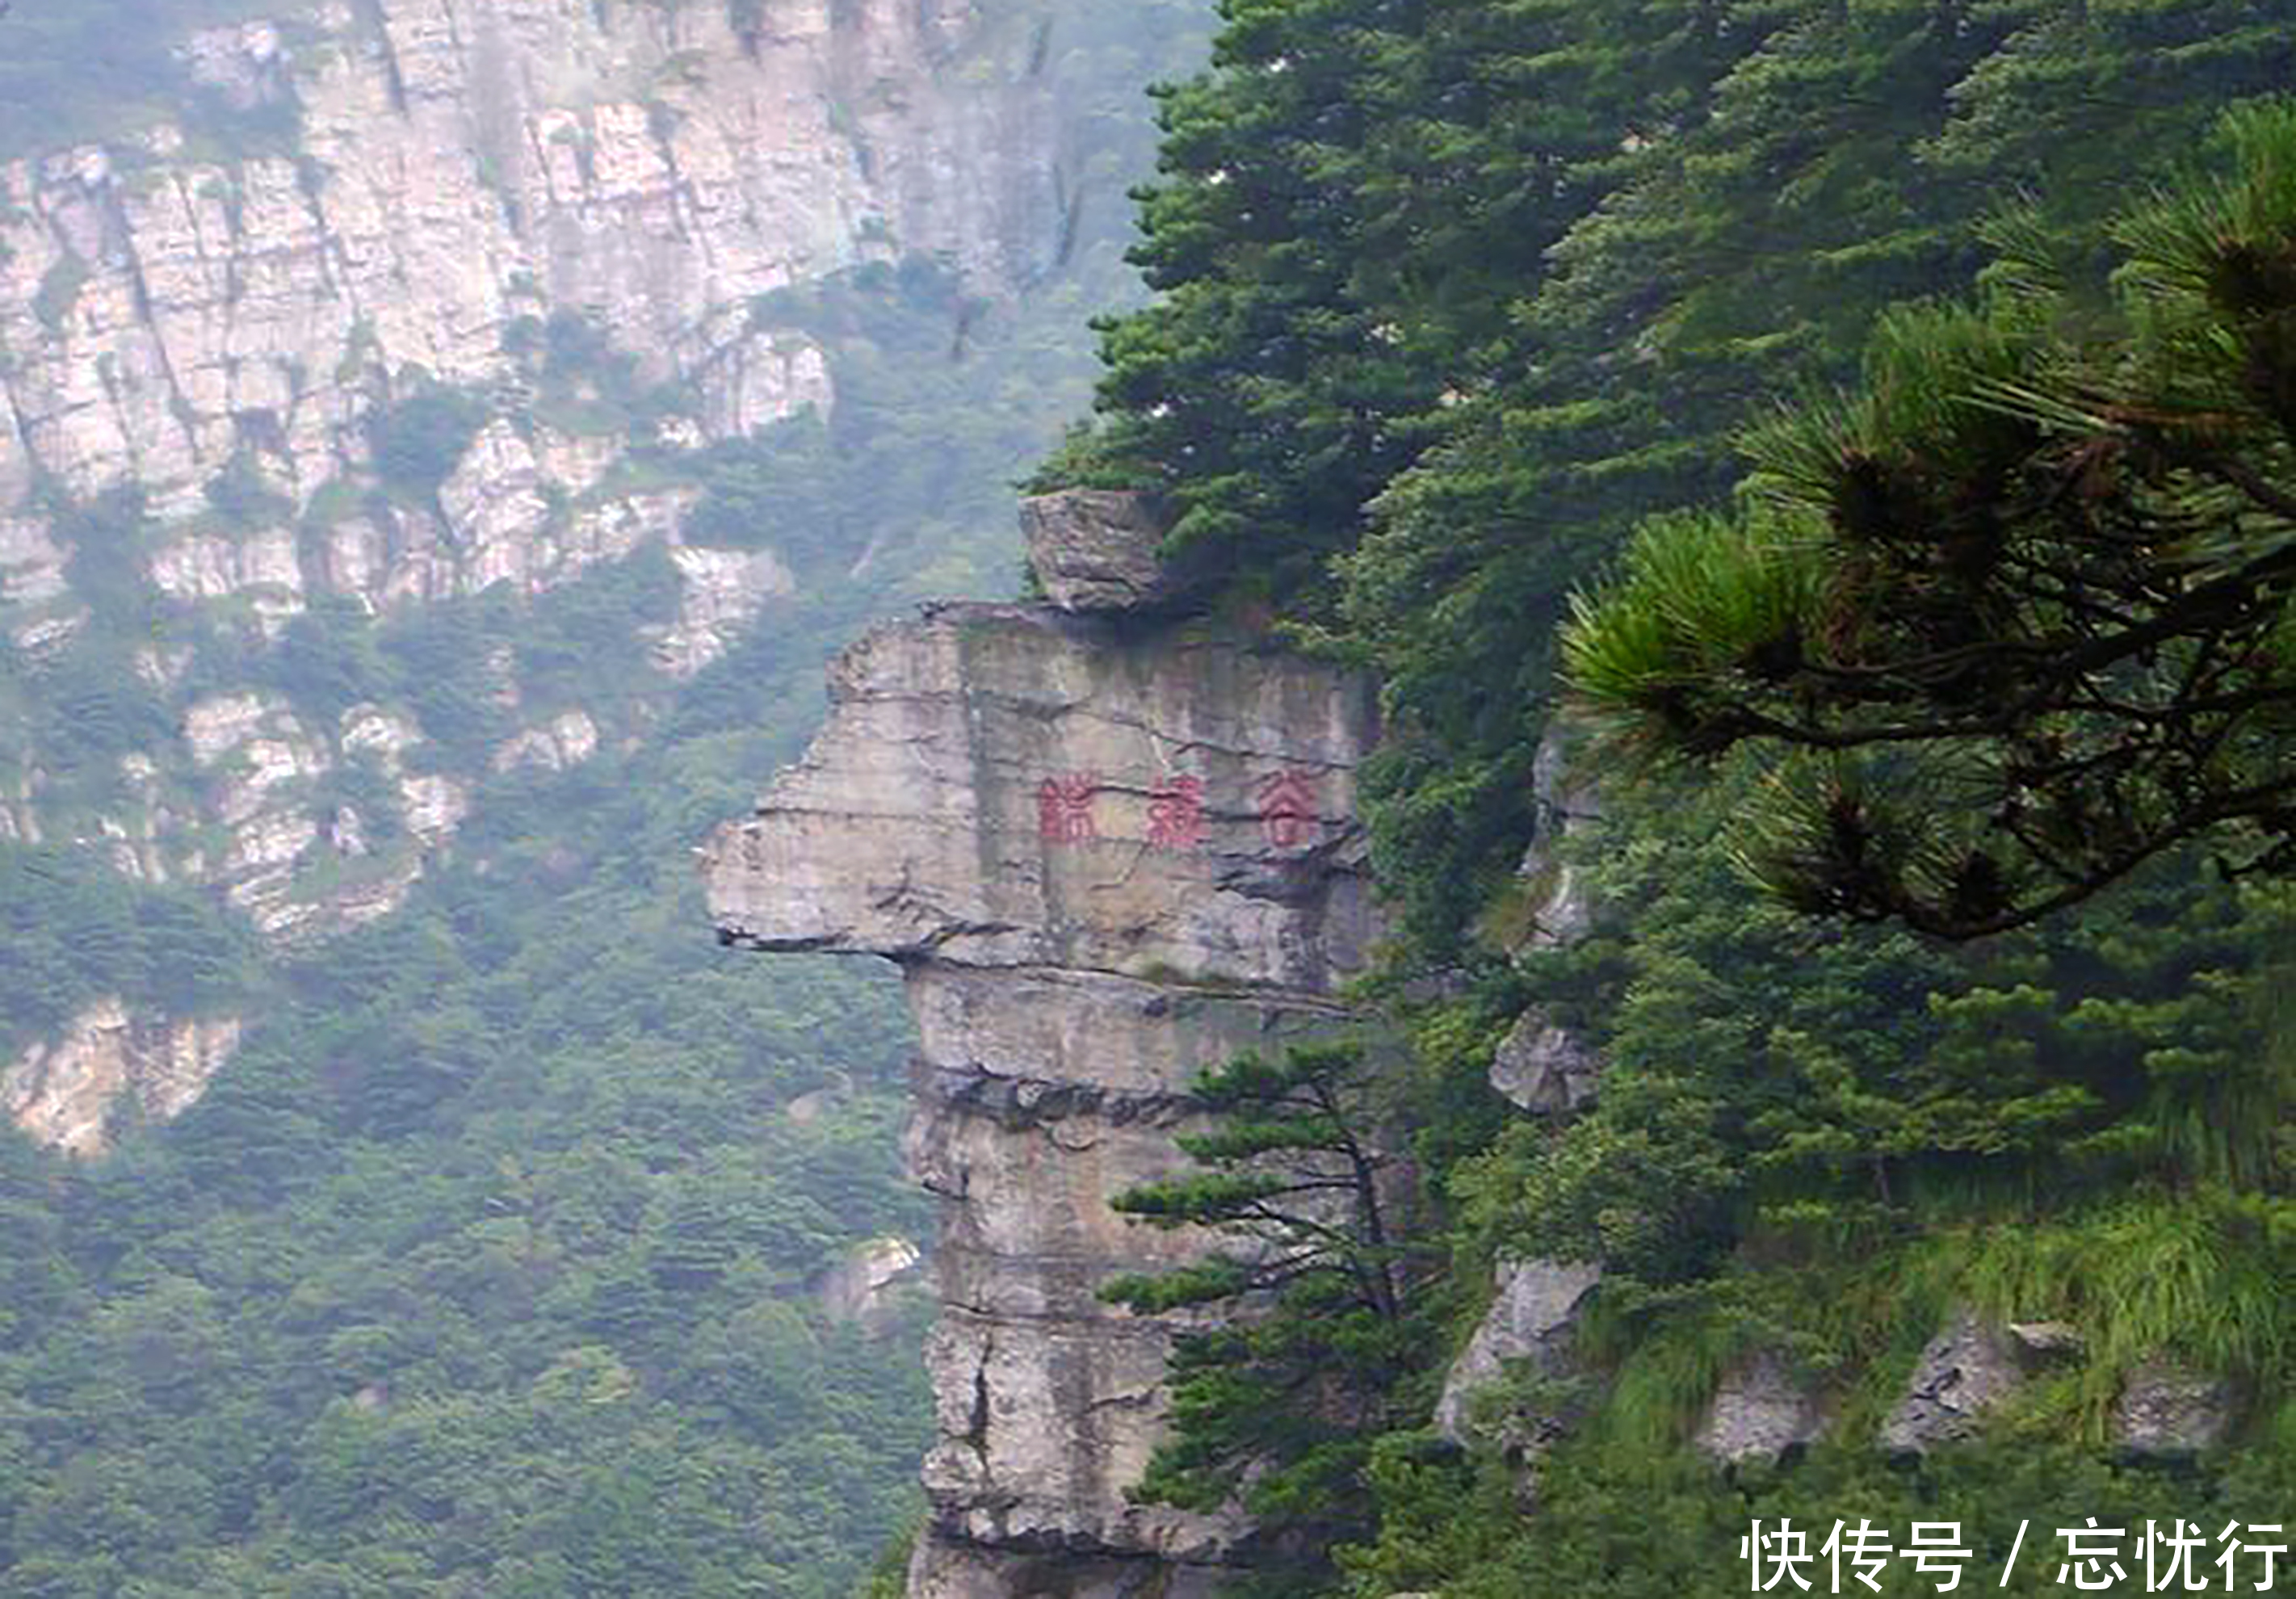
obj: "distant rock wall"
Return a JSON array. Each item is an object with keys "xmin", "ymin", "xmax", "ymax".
[
  {"xmin": 705, "ymin": 493, "xmax": 1382, "ymax": 1597},
  {"xmin": 2, "ymin": 998, "xmax": 242, "ymax": 1156},
  {"xmin": 0, "ymin": 0, "xmax": 1052, "ymax": 520},
  {"xmin": 0, "ymin": 0, "xmax": 1112, "ymax": 1152}
]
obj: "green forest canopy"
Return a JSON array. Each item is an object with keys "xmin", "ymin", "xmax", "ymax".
[
  {"xmin": 1563, "ymin": 105, "xmax": 2296, "ymax": 938},
  {"xmin": 1045, "ymin": 2, "xmax": 2296, "ymax": 1594}
]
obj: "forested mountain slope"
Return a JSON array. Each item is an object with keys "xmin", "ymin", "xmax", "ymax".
[
  {"xmin": 0, "ymin": 1, "xmax": 1211, "ymax": 1593},
  {"xmin": 1031, "ymin": 2, "xmax": 2296, "ymax": 1593}
]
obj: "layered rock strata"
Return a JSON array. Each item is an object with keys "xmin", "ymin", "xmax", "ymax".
[
  {"xmin": 0, "ymin": 0, "xmax": 1056, "ymax": 518},
  {"xmin": 704, "ymin": 498, "xmax": 1380, "ymax": 1597}
]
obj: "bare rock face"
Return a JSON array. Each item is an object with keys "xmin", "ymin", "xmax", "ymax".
[
  {"xmin": 705, "ymin": 595, "xmax": 1380, "ymax": 1597},
  {"xmin": 493, "ymin": 709, "xmax": 602, "ymax": 774},
  {"xmin": 1020, "ymin": 489, "xmax": 1181, "ymax": 613},
  {"xmin": 1695, "ymin": 1351, "xmax": 1827, "ymax": 1466},
  {"xmin": 1490, "ymin": 726, "xmax": 1605, "ymax": 1113},
  {"xmin": 1883, "ymin": 1316, "xmax": 2239, "ymax": 1459},
  {"xmin": 710, "ymin": 606, "xmax": 1379, "ymax": 982},
  {"xmin": 0, "ymin": 0, "xmax": 1119, "ymax": 977},
  {"xmin": 654, "ymin": 543, "xmax": 798, "ymax": 678},
  {"xmin": 814, "ymin": 1236, "xmax": 926, "ymax": 1334},
  {"xmin": 0, "ymin": 0, "xmax": 1204, "ymax": 1150},
  {"xmin": 2113, "ymin": 1362, "xmax": 2235, "ymax": 1456},
  {"xmin": 3, "ymin": 999, "xmax": 243, "ymax": 1156},
  {"xmin": 1488, "ymin": 1012, "xmax": 1599, "ymax": 1115},
  {"xmin": 1879, "ymin": 1312, "xmax": 2025, "ymax": 1454},
  {"xmin": 1433, "ymin": 1258, "xmax": 1602, "ymax": 1448},
  {"xmin": 0, "ymin": 0, "xmax": 1069, "ymax": 516},
  {"xmin": 1512, "ymin": 724, "xmax": 1603, "ymax": 952}
]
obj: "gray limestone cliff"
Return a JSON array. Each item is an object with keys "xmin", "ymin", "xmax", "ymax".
[
  {"xmin": 0, "ymin": 997, "xmax": 242, "ymax": 1157},
  {"xmin": 703, "ymin": 493, "xmax": 1382, "ymax": 1597},
  {"xmin": 0, "ymin": 0, "xmax": 1174, "ymax": 1149},
  {"xmin": 1, "ymin": 0, "xmax": 1055, "ymax": 523}
]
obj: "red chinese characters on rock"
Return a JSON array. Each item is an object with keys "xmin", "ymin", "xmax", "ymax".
[
  {"xmin": 1146, "ymin": 776, "xmax": 1207, "ymax": 850},
  {"xmin": 1256, "ymin": 769, "xmax": 1320, "ymax": 850},
  {"xmin": 1031, "ymin": 768, "xmax": 1326, "ymax": 850},
  {"xmin": 1037, "ymin": 774, "xmax": 1100, "ymax": 843}
]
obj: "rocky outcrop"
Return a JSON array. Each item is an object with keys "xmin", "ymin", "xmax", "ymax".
[
  {"xmin": 1020, "ymin": 489, "xmax": 1181, "ymax": 613},
  {"xmin": 1512, "ymin": 724, "xmax": 1603, "ymax": 953},
  {"xmin": 1488, "ymin": 1012, "xmax": 1599, "ymax": 1116},
  {"xmin": 653, "ymin": 543, "xmax": 797, "ymax": 677},
  {"xmin": 493, "ymin": 709, "xmax": 601, "ymax": 774},
  {"xmin": 1433, "ymin": 1258, "xmax": 1602, "ymax": 1450},
  {"xmin": 2, "ymin": 999, "xmax": 243, "ymax": 1156},
  {"xmin": 1694, "ymin": 1351, "xmax": 1827, "ymax": 1466},
  {"xmin": 1879, "ymin": 1312, "xmax": 2025, "ymax": 1454},
  {"xmin": 813, "ymin": 1236, "xmax": 926, "ymax": 1334},
  {"xmin": 704, "ymin": 501, "xmax": 1379, "ymax": 1597},
  {"xmin": 0, "ymin": 0, "xmax": 1112, "ymax": 912},
  {"xmin": 0, "ymin": 2, "xmax": 1198, "ymax": 1155},
  {"xmin": 1883, "ymin": 1313, "xmax": 2240, "ymax": 1458},
  {"xmin": 1490, "ymin": 726, "xmax": 1606, "ymax": 1114},
  {"xmin": 2112, "ymin": 1362, "xmax": 2235, "ymax": 1456}
]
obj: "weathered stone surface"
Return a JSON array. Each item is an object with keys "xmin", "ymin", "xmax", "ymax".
[
  {"xmin": 1489, "ymin": 1010, "xmax": 1600, "ymax": 1114},
  {"xmin": 401, "ymin": 774, "xmax": 471, "ymax": 847},
  {"xmin": 907, "ymin": 1538, "xmax": 1230, "ymax": 1599},
  {"xmin": 0, "ymin": 0, "xmax": 1140, "ymax": 1010},
  {"xmin": 1511, "ymin": 724, "xmax": 1604, "ymax": 952},
  {"xmin": 707, "ymin": 600, "xmax": 1380, "ymax": 1593},
  {"xmin": 0, "ymin": 518, "xmax": 70, "ymax": 605},
  {"xmin": 493, "ymin": 709, "xmax": 601, "ymax": 774},
  {"xmin": 2, "ymin": 999, "xmax": 243, "ymax": 1156},
  {"xmin": 654, "ymin": 543, "xmax": 797, "ymax": 678},
  {"xmin": 1433, "ymin": 1259, "xmax": 1603, "ymax": 1447},
  {"xmin": 909, "ymin": 963, "xmax": 1354, "ymax": 1100},
  {"xmin": 148, "ymin": 527, "xmax": 306, "ymax": 640},
  {"xmin": 710, "ymin": 605, "xmax": 1377, "ymax": 982},
  {"xmin": 1695, "ymin": 1351, "xmax": 1827, "ymax": 1465},
  {"xmin": 695, "ymin": 326, "xmax": 834, "ymax": 441},
  {"xmin": 813, "ymin": 1236, "xmax": 925, "ymax": 1333},
  {"xmin": 179, "ymin": 19, "xmax": 293, "ymax": 112},
  {"xmin": 342, "ymin": 705, "xmax": 424, "ymax": 769},
  {"xmin": 1490, "ymin": 728, "xmax": 1606, "ymax": 1114},
  {"xmin": 2006, "ymin": 1320, "xmax": 2085, "ymax": 1362},
  {"xmin": 1878, "ymin": 1312, "xmax": 2023, "ymax": 1454},
  {"xmin": 2112, "ymin": 1362, "xmax": 2235, "ymax": 1456},
  {"xmin": 1021, "ymin": 489, "xmax": 1179, "ymax": 612}
]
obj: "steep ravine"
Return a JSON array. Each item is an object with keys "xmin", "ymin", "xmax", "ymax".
[{"xmin": 705, "ymin": 493, "xmax": 1383, "ymax": 1597}]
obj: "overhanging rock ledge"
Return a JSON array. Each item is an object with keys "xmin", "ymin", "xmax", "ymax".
[{"xmin": 703, "ymin": 494, "xmax": 1383, "ymax": 1598}]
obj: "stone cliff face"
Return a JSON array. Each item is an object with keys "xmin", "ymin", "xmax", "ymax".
[
  {"xmin": 0, "ymin": 0, "xmax": 1130, "ymax": 1148},
  {"xmin": 0, "ymin": 0, "xmax": 1051, "ymax": 519},
  {"xmin": 704, "ymin": 494, "xmax": 1382, "ymax": 1596},
  {"xmin": 0, "ymin": 998, "xmax": 242, "ymax": 1157}
]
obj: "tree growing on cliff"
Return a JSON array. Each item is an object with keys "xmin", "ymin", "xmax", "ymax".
[
  {"xmin": 1100, "ymin": 1041, "xmax": 1438, "ymax": 1563},
  {"xmin": 1563, "ymin": 102, "xmax": 2296, "ymax": 938}
]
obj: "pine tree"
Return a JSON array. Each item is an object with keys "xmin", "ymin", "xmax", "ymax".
[
  {"xmin": 1100, "ymin": 1042, "xmax": 1436, "ymax": 1559},
  {"xmin": 1564, "ymin": 103, "xmax": 2296, "ymax": 936}
]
